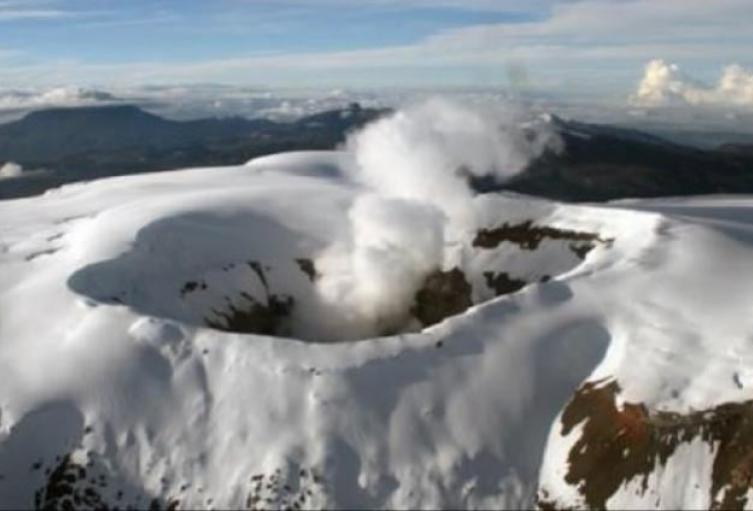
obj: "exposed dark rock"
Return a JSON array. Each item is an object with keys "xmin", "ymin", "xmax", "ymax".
[
  {"xmin": 179, "ymin": 280, "xmax": 206, "ymax": 297},
  {"xmin": 473, "ymin": 220, "xmax": 605, "ymax": 251},
  {"xmin": 247, "ymin": 261, "xmax": 269, "ymax": 291},
  {"xmin": 483, "ymin": 271, "xmax": 527, "ymax": 296},
  {"xmin": 570, "ymin": 242, "xmax": 596, "ymax": 260},
  {"xmin": 412, "ymin": 268, "xmax": 473, "ymax": 327},
  {"xmin": 245, "ymin": 467, "xmax": 325, "ymax": 511},
  {"xmin": 30, "ymin": 452, "xmax": 330, "ymax": 510},
  {"xmin": 536, "ymin": 489, "xmax": 573, "ymax": 511},
  {"xmin": 25, "ymin": 247, "xmax": 60, "ymax": 261},
  {"xmin": 149, "ymin": 497, "xmax": 181, "ymax": 511},
  {"xmin": 553, "ymin": 378, "xmax": 753, "ymax": 510},
  {"xmin": 205, "ymin": 294, "xmax": 294, "ymax": 336},
  {"xmin": 179, "ymin": 259, "xmax": 296, "ymax": 335},
  {"xmin": 295, "ymin": 258, "xmax": 319, "ymax": 282},
  {"xmin": 34, "ymin": 453, "xmax": 108, "ymax": 510}
]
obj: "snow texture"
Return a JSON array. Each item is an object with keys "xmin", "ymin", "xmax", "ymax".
[{"xmin": 2, "ymin": 104, "xmax": 753, "ymax": 509}]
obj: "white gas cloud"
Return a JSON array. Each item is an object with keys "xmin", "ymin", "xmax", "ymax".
[
  {"xmin": 631, "ymin": 59, "xmax": 753, "ymax": 107},
  {"xmin": 343, "ymin": 98, "xmax": 554, "ymax": 221},
  {"xmin": 314, "ymin": 98, "xmax": 560, "ymax": 338}
]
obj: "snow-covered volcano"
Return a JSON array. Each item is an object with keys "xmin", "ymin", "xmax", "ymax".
[
  {"xmin": 0, "ymin": 150, "xmax": 626, "ymax": 509},
  {"xmin": 54, "ymin": 151, "xmax": 608, "ymax": 344},
  {"xmin": 3, "ymin": 106, "xmax": 753, "ymax": 509}
]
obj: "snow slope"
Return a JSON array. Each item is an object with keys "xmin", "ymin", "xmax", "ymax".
[{"xmin": 1, "ymin": 151, "xmax": 753, "ymax": 509}]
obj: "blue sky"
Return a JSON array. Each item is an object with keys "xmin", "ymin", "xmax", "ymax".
[
  {"xmin": 1, "ymin": 0, "xmax": 752, "ymax": 97},
  {"xmin": 1, "ymin": 1, "xmax": 536, "ymax": 61}
]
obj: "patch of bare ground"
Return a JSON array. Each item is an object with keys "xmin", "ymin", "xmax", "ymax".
[
  {"xmin": 205, "ymin": 293, "xmax": 294, "ymax": 336},
  {"xmin": 171, "ymin": 222, "xmax": 611, "ymax": 338},
  {"xmin": 25, "ymin": 247, "xmax": 60, "ymax": 261},
  {"xmin": 474, "ymin": 220, "xmax": 612, "ymax": 259},
  {"xmin": 31, "ymin": 448, "xmax": 328, "ymax": 510},
  {"xmin": 536, "ymin": 489, "xmax": 574, "ymax": 511},
  {"xmin": 412, "ymin": 268, "xmax": 472, "ymax": 327},
  {"xmin": 295, "ymin": 258, "xmax": 319, "ymax": 282},
  {"xmin": 246, "ymin": 467, "xmax": 328, "ymax": 510},
  {"xmin": 542, "ymin": 378, "xmax": 753, "ymax": 510},
  {"xmin": 32, "ymin": 449, "xmax": 179, "ymax": 511},
  {"xmin": 483, "ymin": 271, "xmax": 527, "ymax": 296},
  {"xmin": 179, "ymin": 260, "xmax": 296, "ymax": 336}
]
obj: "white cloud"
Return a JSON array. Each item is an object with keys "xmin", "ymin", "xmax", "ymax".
[
  {"xmin": 631, "ymin": 59, "xmax": 753, "ymax": 107},
  {"xmin": 250, "ymin": 0, "xmax": 550, "ymax": 11},
  {"xmin": 0, "ymin": 9, "xmax": 70, "ymax": 21},
  {"xmin": 92, "ymin": 0, "xmax": 752, "ymax": 91},
  {"xmin": 0, "ymin": 86, "xmax": 117, "ymax": 112},
  {"xmin": 2, "ymin": 0, "xmax": 753, "ymax": 95},
  {"xmin": 0, "ymin": 83, "xmax": 398, "ymax": 123},
  {"xmin": 0, "ymin": 161, "xmax": 22, "ymax": 179},
  {"xmin": 0, "ymin": 0, "xmax": 79, "ymax": 22}
]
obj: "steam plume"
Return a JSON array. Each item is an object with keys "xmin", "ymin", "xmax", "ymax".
[{"xmin": 312, "ymin": 98, "xmax": 560, "ymax": 338}]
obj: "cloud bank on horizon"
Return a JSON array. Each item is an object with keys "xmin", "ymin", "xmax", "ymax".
[
  {"xmin": 631, "ymin": 60, "xmax": 753, "ymax": 108},
  {"xmin": 0, "ymin": 87, "xmax": 117, "ymax": 111},
  {"xmin": 2, "ymin": 60, "xmax": 753, "ymax": 129},
  {"xmin": 0, "ymin": 0, "xmax": 751, "ymax": 99}
]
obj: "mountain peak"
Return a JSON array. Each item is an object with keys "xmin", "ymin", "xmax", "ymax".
[{"xmin": 22, "ymin": 104, "xmax": 156, "ymax": 122}]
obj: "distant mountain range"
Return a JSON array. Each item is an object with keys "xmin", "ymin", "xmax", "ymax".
[
  {"xmin": 0, "ymin": 105, "xmax": 276, "ymax": 161},
  {"xmin": 1, "ymin": 104, "xmax": 753, "ymax": 201},
  {"xmin": 0, "ymin": 103, "xmax": 387, "ymax": 199},
  {"xmin": 497, "ymin": 115, "xmax": 753, "ymax": 201}
]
